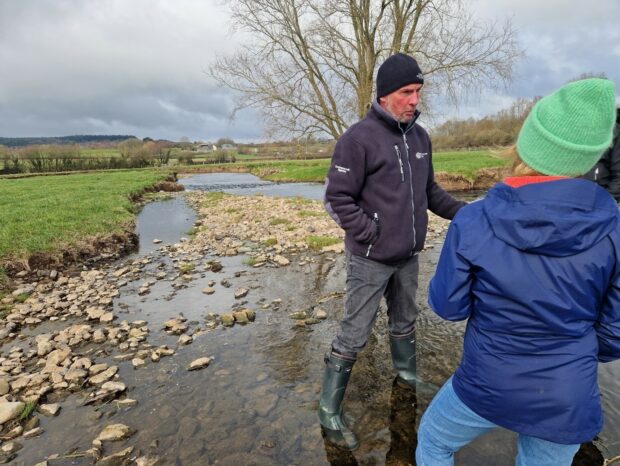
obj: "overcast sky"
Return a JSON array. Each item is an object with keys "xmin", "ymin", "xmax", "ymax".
[{"xmin": 1, "ymin": 0, "xmax": 619, "ymax": 142}]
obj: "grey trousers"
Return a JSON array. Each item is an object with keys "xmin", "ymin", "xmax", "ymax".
[{"xmin": 331, "ymin": 250, "xmax": 419, "ymax": 359}]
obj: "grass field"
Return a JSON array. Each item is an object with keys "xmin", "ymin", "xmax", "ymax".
[
  {"xmin": 433, "ymin": 150, "xmax": 508, "ymax": 179},
  {"xmin": 190, "ymin": 149, "xmax": 509, "ymax": 183},
  {"xmin": 0, "ymin": 170, "xmax": 168, "ymax": 263}
]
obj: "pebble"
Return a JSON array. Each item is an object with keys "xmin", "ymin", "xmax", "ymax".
[
  {"xmin": 95, "ymin": 423, "xmax": 135, "ymax": 442},
  {"xmin": 38, "ymin": 403, "xmax": 61, "ymax": 417},
  {"xmin": 0, "ymin": 401, "xmax": 25, "ymax": 424},
  {"xmin": 178, "ymin": 335, "xmax": 193, "ymax": 345},
  {"xmin": 188, "ymin": 357, "xmax": 213, "ymax": 371},
  {"xmin": 132, "ymin": 358, "xmax": 146, "ymax": 369}
]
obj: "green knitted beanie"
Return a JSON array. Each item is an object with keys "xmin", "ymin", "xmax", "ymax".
[{"xmin": 516, "ymin": 78, "xmax": 617, "ymax": 176}]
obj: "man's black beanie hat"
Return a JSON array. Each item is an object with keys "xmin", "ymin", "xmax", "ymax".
[{"xmin": 376, "ymin": 53, "xmax": 424, "ymax": 98}]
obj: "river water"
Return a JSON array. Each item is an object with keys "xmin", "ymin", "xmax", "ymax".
[
  {"xmin": 14, "ymin": 173, "xmax": 618, "ymax": 465},
  {"xmin": 178, "ymin": 174, "xmax": 619, "ymax": 463}
]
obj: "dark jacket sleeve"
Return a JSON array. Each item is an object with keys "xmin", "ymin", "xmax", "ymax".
[
  {"xmin": 426, "ymin": 141, "xmax": 467, "ymax": 219},
  {"xmin": 324, "ymin": 135, "xmax": 378, "ymax": 244},
  {"xmin": 428, "ymin": 220, "xmax": 473, "ymax": 321},
  {"xmin": 605, "ymin": 131, "xmax": 620, "ymax": 202},
  {"xmin": 596, "ymin": 230, "xmax": 620, "ymax": 362}
]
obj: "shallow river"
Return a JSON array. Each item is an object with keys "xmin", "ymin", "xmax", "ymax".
[{"xmin": 13, "ymin": 173, "xmax": 619, "ymax": 465}]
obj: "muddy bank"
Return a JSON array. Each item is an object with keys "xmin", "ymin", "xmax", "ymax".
[{"xmin": 434, "ymin": 167, "xmax": 507, "ymax": 191}]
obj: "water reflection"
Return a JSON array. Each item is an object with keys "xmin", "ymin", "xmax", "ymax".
[
  {"xmin": 386, "ymin": 379, "xmax": 418, "ymax": 465},
  {"xmin": 135, "ymin": 196, "xmax": 195, "ymax": 254}
]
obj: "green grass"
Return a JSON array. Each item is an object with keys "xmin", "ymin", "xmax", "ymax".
[
  {"xmin": 189, "ymin": 159, "xmax": 330, "ymax": 183},
  {"xmin": 188, "ymin": 149, "xmax": 507, "ymax": 183},
  {"xmin": 258, "ymin": 161, "xmax": 329, "ymax": 182},
  {"xmin": 243, "ymin": 256, "xmax": 260, "ymax": 266},
  {"xmin": 286, "ymin": 197, "xmax": 313, "ymax": 206},
  {"xmin": 306, "ymin": 235, "xmax": 341, "ymax": 250},
  {"xmin": 233, "ymin": 153, "xmax": 259, "ymax": 161},
  {"xmin": 201, "ymin": 192, "xmax": 227, "ymax": 206},
  {"xmin": 0, "ymin": 292, "xmax": 10, "ymax": 319},
  {"xmin": 13, "ymin": 293, "xmax": 29, "ymax": 303},
  {"xmin": 269, "ymin": 218, "xmax": 291, "ymax": 226},
  {"xmin": 0, "ymin": 170, "xmax": 167, "ymax": 262},
  {"xmin": 433, "ymin": 150, "xmax": 508, "ymax": 179},
  {"xmin": 263, "ymin": 238, "xmax": 278, "ymax": 246},
  {"xmin": 185, "ymin": 226, "xmax": 199, "ymax": 237},
  {"xmin": 20, "ymin": 400, "xmax": 37, "ymax": 420},
  {"xmin": 297, "ymin": 210, "xmax": 324, "ymax": 218},
  {"xmin": 178, "ymin": 262, "xmax": 195, "ymax": 274}
]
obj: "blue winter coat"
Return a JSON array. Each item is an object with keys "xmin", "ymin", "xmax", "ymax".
[{"xmin": 429, "ymin": 178, "xmax": 620, "ymax": 444}]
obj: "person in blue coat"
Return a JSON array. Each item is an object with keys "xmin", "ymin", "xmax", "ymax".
[{"xmin": 416, "ymin": 78, "xmax": 620, "ymax": 466}]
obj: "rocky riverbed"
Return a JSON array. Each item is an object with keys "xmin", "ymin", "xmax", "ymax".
[
  {"xmin": 0, "ymin": 190, "xmax": 610, "ymax": 466},
  {"xmin": 0, "ymin": 192, "xmax": 454, "ymax": 465}
]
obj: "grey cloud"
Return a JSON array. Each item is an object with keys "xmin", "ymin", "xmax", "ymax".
[
  {"xmin": 0, "ymin": 0, "xmax": 260, "ymax": 141},
  {"xmin": 438, "ymin": 0, "xmax": 620, "ymax": 122},
  {"xmin": 2, "ymin": 0, "xmax": 618, "ymax": 140}
]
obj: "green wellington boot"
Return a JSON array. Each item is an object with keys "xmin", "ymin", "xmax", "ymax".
[
  {"xmin": 389, "ymin": 332, "xmax": 419, "ymax": 388},
  {"xmin": 318, "ymin": 351, "xmax": 359, "ymax": 450}
]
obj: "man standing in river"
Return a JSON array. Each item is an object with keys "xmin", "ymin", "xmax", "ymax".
[{"xmin": 319, "ymin": 53, "xmax": 466, "ymax": 450}]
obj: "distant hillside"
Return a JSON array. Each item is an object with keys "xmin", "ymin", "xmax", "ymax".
[{"xmin": 0, "ymin": 135, "xmax": 136, "ymax": 147}]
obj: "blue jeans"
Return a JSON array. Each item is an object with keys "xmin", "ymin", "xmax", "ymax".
[{"xmin": 416, "ymin": 377, "xmax": 580, "ymax": 466}]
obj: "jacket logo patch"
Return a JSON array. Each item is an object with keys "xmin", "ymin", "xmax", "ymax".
[
  {"xmin": 335, "ymin": 165, "xmax": 350, "ymax": 174},
  {"xmin": 415, "ymin": 152, "xmax": 427, "ymax": 159}
]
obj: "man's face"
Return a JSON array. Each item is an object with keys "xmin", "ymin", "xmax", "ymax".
[{"xmin": 379, "ymin": 83, "xmax": 422, "ymax": 123}]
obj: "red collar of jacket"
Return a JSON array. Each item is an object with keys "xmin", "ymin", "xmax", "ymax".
[{"xmin": 503, "ymin": 176, "xmax": 568, "ymax": 188}]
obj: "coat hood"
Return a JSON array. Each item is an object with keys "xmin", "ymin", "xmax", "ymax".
[{"xmin": 483, "ymin": 178, "xmax": 618, "ymax": 256}]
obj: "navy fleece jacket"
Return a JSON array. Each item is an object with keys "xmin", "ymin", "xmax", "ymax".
[{"xmin": 324, "ymin": 102, "xmax": 465, "ymax": 263}]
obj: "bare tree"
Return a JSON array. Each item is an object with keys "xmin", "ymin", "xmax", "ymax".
[{"xmin": 210, "ymin": 0, "xmax": 522, "ymax": 139}]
